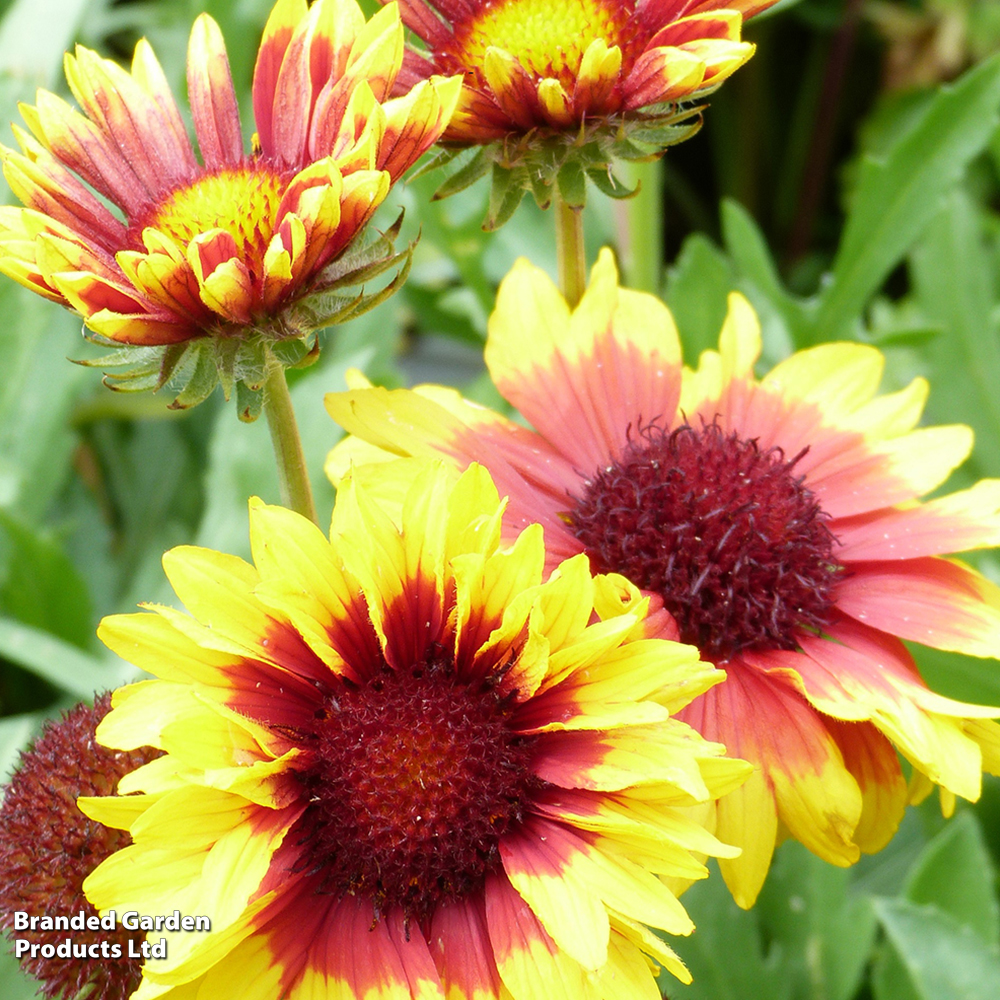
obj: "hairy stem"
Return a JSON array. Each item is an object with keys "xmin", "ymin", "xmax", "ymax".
[
  {"xmin": 555, "ymin": 192, "xmax": 586, "ymax": 307},
  {"xmin": 262, "ymin": 357, "xmax": 318, "ymax": 525}
]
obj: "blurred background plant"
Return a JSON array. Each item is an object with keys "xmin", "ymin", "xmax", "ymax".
[{"xmin": 1, "ymin": 0, "xmax": 1000, "ymax": 997}]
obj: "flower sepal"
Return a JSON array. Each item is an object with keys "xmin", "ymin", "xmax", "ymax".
[
  {"xmin": 282, "ymin": 209, "xmax": 415, "ymax": 330},
  {"xmin": 77, "ymin": 331, "xmax": 312, "ymax": 419},
  {"xmin": 428, "ymin": 103, "xmax": 703, "ymax": 228}
]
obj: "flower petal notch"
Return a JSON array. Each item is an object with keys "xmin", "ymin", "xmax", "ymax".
[
  {"xmin": 325, "ymin": 249, "xmax": 1000, "ymax": 908},
  {"xmin": 397, "ymin": 0, "xmax": 776, "ymax": 226},
  {"xmin": 84, "ymin": 462, "xmax": 749, "ymax": 999},
  {"xmin": 0, "ymin": 0, "xmax": 461, "ymax": 415}
]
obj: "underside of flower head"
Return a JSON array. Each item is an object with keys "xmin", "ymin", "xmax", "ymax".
[
  {"xmin": 0, "ymin": 0, "xmax": 460, "ymax": 413},
  {"xmin": 394, "ymin": 0, "xmax": 776, "ymax": 224},
  {"xmin": 80, "ymin": 462, "xmax": 750, "ymax": 1000},
  {"xmin": 324, "ymin": 250, "xmax": 1000, "ymax": 908}
]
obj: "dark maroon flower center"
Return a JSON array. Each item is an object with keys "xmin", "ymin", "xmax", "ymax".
[
  {"xmin": 297, "ymin": 655, "xmax": 536, "ymax": 921},
  {"xmin": 0, "ymin": 694, "xmax": 156, "ymax": 1000},
  {"xmin": 568, "ymin": 422, "xmax": 843, "ymax": 659}
]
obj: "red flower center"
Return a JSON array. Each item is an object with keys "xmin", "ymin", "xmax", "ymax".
[
  {"xmin": 298, "ymin": 655, "xmax": 537, "ymax": 921},
  {"xmin": 568, "ymin": 422, "xmax": 843, "ymax": 659}
]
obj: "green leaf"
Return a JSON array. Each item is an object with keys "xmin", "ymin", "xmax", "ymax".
[
  {"xmin": 0, "ymin": 0, "xmax": 89, "ymax": 85},
  {"xmin": 721, "ymin": 199, "xmax": 813, "ymax": 343},
  {"xmin": 103, "ymin": 368, "xmax": 165, "ymax": 394},
  {"xmin": 0, "ymin": 285, "xmax": 90, "ymax": 523},
  {"xmin": 212, "ymin": 338, "xmax": 240, "ymax": 399},
  {"xmin": 670, "ymin": 863, "xmax": 789, "ymax": 1000},
  {"xmin": 664, "ymin": 233, "xmax": 735, "ymax": 359},
  {"xmin": 168, "ymin": 344, "xmax": 221, "ymax": 410},
  {"xmin": 270, "ymin": 338, "xmax": 313, "ymax": 368},
  {"xmin": 0, "ymin": 939, "xmax": 44, "ymax": 1000},
  {"xmin": 233, "ymin": 339, "xmax": 268, "ymax": 391},
  {"xmin": 874, "ymin": 947, "xmax": 923, "ymax": 1000},
  {"xmin": 411, "ymin": 146, "xmax": 463, "ymax": 185},
  {"xmin": 903, "ymin": 811, "xmax": 999, "ymax": 944},
  {"xmin": 0, "ymin": 711, "xmax": 39, "ymax": 782},
  {"xmin": 757, "ymin": 842, "xmax": 878, "ymax": 1000},
  {"xmin": 873, "ymin": 898, "xmax": 1000, "ymax": 1000},
  {"xmin": 409, "ymin": 170, "xmax": 497, "ymax": 316},
  {"xmin": 866, "ymin": 325, "xmax": 941, "ymax": 349},
  {"xmin": 911, "ymin": 643, "xmax": 1000, "ymax": 708},
  {"xmin": 0, "ymin": 616, "xmax": 124, "ymax": 698},
  {"xmin": 909, "ymin": 188, "xmax": 1000, "ymax": 479},
  {"xmin": 86, "ymin": 418, "xmax": 206, "ymax": 605},
  {"xmin": 813, "ymin": 54, "xmax": 1000, "ymax": 342},
  {"xmin": 0, "ymin": 511, "xmax": 92, "ymax": 649},
  {"xmin": 526, "ymin": 165, "xmax": 554, "ymax": 211}
]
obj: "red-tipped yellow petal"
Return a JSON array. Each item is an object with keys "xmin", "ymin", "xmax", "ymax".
[
  {"xmin": 574, "ymin": 39, "xmax": 623, "ymax": 113},
  {"xmin": 378, "ymin": 75, "xmax": 463, "ymax": 180},
  {"xmin": 253, "ymin": 0, "xmax": 311, "ymax": 156},
  {"xmin": 485, "ymin": 872, "xmax": 601, "ymax": 1000},
  {"xmin": 187, "ymin": 14, "xmax": 243, "ymax": 169},
  {"xmin": 624, "ymin": 46, "xmax": 705, "ymax": 107}
]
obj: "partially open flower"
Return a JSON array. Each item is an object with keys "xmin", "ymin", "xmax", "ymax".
[
  {"xmin": 325, "ymin": 250, "xmax": 1000, "ymax": 908},
  {"xmin": 0, "ymin": 694, "xmax": 157, "ymax": 1000},
  {"xmin": 82, "ymin": 463, "xmax": 750, "ymax": 999},
  {"xmin": 0, "ymin": 0, "xmax": 460, "ymax": 414},
  {"xmin": 394, "ymin": 0, "xmax": 776, "ymax": 224}
]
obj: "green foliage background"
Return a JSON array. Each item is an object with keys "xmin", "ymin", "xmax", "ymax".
[{"xmin": 2, "ymin": 0, "xmax": 1000, "ymax": 997}]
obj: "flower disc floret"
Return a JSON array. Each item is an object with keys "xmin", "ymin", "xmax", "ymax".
[
  {"xmin": 82, "ymin": 462, "xmax": 750, "ymax": 1000},
  {"xmin": 0, "ymin": 0, "xmax": 461, "ymax": 411},
  {"xmin": 129, "ymin": 167, "xmax": 287, "ymax": 260},
  {"xmin": 570, "ymin": 420, "xmax": 842, "ymax": 657},
  {"xmin": 303, "ymin": 657, "xmax": 536, "ymax": 918},
  {"xmin": 0, "ymin": 695, "xmax": 157, "ymax": 1000},
  {"xmin": 325, "ymin": 249, "xmax": 1000, "ymax": 910}
]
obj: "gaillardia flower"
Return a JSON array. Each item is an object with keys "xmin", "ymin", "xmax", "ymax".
[
  {"xmin": 81, "ymin": 462, "xmax": 749, "ymax": 999},
  {"xmin": 0, "ymin": 694, "xmax": 157, "ymax": 1000},
  {"xmin": 394, "ymin": 0, "xmax": 775, "ymax": 223},
  {"xmin": 325, "ymin": 250, "xmax": 1000, "ymax": 907},
  {"xmin": 0, "ymin": 0, "xmax": 460, "ymax": 414}
]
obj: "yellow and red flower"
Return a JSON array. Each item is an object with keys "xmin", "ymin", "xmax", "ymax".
[
  {"xmin": 325, "ymin": 250, "xmax": 1000, "ymax": 908},
  {"xmin": 0, "ymin": 0, "xmax": 460, "ymax": 410},
  {"xmin": 81, "ymin": 462, "xmax": 749, "ymax": 999},
  {"xmin": 392, "ymin": 0, "xmax": 775, "ymax": 219},
  {"xmin": 399, "ymin": 0, "xmax": 767, "ymax": 141}
]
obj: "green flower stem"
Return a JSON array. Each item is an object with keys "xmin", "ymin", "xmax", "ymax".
[
  {"xmin": 262, "ymin": 357, "xmax": 318, "ymax": 526},
  {"xmin": 555, "ymin": 191, "xmax": 587, "ymax": 308},
  {"xmin": 619, "ymin": 160, "xmax": 664, "ymax": 295}
]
